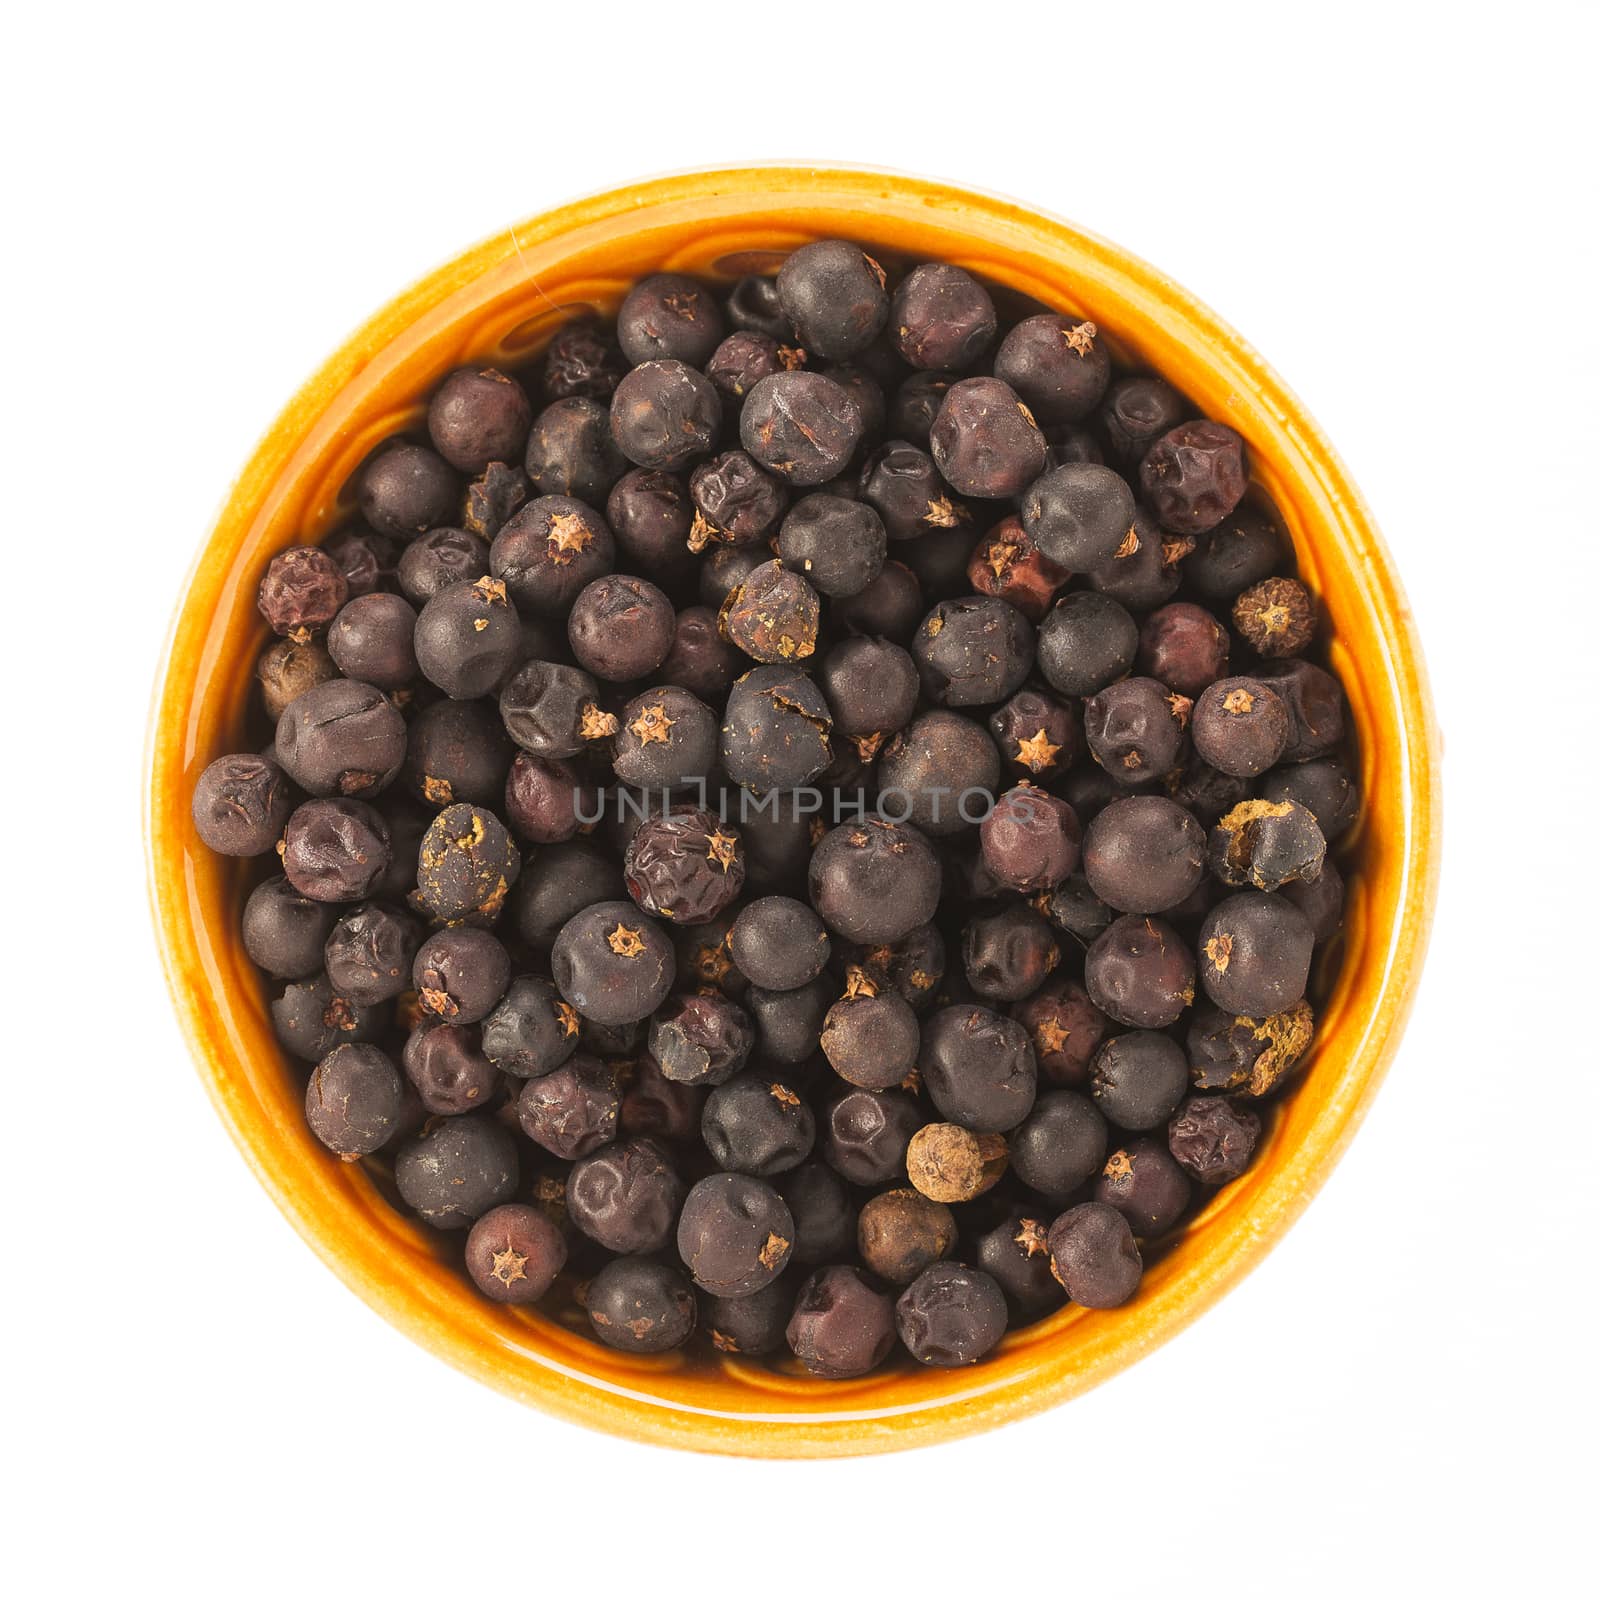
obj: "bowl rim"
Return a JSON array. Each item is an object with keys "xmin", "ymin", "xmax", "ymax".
[{"xmin": 145, "ymin": 163, "xmax": 1441, "ymax": 1456}]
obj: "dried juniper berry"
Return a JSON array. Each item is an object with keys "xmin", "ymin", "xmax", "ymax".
[
  {"xmin": 1083, "ymin": 677, "xmax": 1191, "ymax": 786},
  {"xmin": 1185, "ymin": 503, "xmax": 1284, "ymax": 601},
  {"xmin": 975, "ymin": 1211, "xmax": 1064, "ymax": 1316},
  {"xmin": 327, "ymin": 593, "xmax": 418, "ymax": 690},
  {"xmin": 677, "ymin": 1172, "xmax": 794, "ymax": 1297},
  {"xmin": 1169, "ymin": 1095, "xmax": 1261, "ymax": 1185},
  {"xmin": 403, "ymin": 699, "xmax": 513, "ymax": 810},
  {"xmin": 980, "ymin": 784, "xmax": 1082, "ymax": 893},
  {"xmin": 397, "ymin": 525, "xmax": 491, "ymax": 604},
  {"xmin": 275, "ymin": 678, "xmax": 406, "ymax": 798},
  {"xmin": 1090, "ymin": 1031, "xmax": 1190, "ymax": 1131},
  {"xmin": 706, "ymin": 329, "xmax": 789, "ymax": 401},
  {"xmin": 461, "ymin": 461, "xmax": 530, "ymax": 540},
  {"xmin": 689, "ymin": 450, "xmax": 788, "ymax": 547},
  {"xmin": 1138, "ymin": 601, "xmax": 1230, "ymax": 695},
  {"xmin": 357, "ymin": 441, "xmax": 458, "ymax": 538},
  {"xmin": 1096, "ymin": 1139, "xmax": 1192, "ymax": 1235},
  {"xmin": 1047, "ymin": 1201, "xmax": 1143, "ymax": 1307},
  {"xmin": 1008, "ymin": 1090, "xmax": 1108, "ymax": 1201},
  {"xmin": 1082, "ymin": 795, "xmax": 1207, "ymax": 913},
  {"xmin": 1020, "ymin": 462, "xmax": 1136, "ymax": 571},
  {"xmin": 702, "ymin": 1072, "xmax": 816, "ymax": 1176},
  {"xmin": 587, "ymin": 1257, "xmax": 697, "ymax": 1352},
  {"xmin": 610, "ymin": 359, "xmax": 722, "ymax": 470},
  {"xmin": 1084, "ymin": 914, "xmax": 1195, "ymax": 1028},
  {"xmin": 1208, "ymin": 798, "xmax": 1326, "ymax": 891},
  {"xmin": 323, "ymin": 526, "xmax": 398, "ymax": 599},
  {"xmin": 906, "ymin": 1124, "xmax": 1008, "ymax": 1204},
  {"xmin": 1234, "ymin": 576, "xmax": 1316, "ymax": 659},
  {"xmin": 741, "ymin": 370, "xmax": 864, "ymax": 486},
  {"xmin": 616, "ymin": 272, "xmax": 724, "ymax": 366},
  {"xmin": 490, "ymin": 495, "xmax": 613, "ymax": 617},
  {"xmin": 896, "ymin": 1262, "xmax": 1007, "ymax": 1366},
  {"xmin": 776, "ymin": 494, "xmax": 887, "ymax": 598},
  {"xmin": 699, "ymin": 1276, "xmax": 790, "ymax": 1357},
  {"xmin": 930, "ymin": 376, "xmax": 1047, "ymax": 499},
  {"xmin": 776, "ymin": 240, "xmax": 888, "ymax": 360},
  {"xmin": 258, "ymin": 546, "xmax": 348, "ymax": 640},
  {"xmin": 888, "ymin": 370, "xmax": 958, "ymax": 447},
  {"xmin": 1191, "ymin": 677, "xmax": 1291, "ymax": 778},
  {"xmin": 324, "ymin": 902, "xmax": 420, "ymax": 1004},
  {"xmin": 621, "ymin": 1057, "xmax": 707, "ymax": 1143},
  {"xmin": 509, "ymin": 839, "xmax": 623, "ymax": 951},
  {"xmin": 1186, "ymin": 1001, "xmax": 1315, "ymax": 1097},
  {"xmin": 281, "ymin": 798, "xmax": 392, "ymax": 902},
  {"xmin": 659, "ymin": 608, "xmax": 742, "ymax": 703},
  {"xmin": 808, "ymin": 818, "xmax": 941, "ymax": 943},
  {"xmin": 825, "ymin": 361, "xmax": 888, "ymax": 443},
  {"xmin": 821, "ymin": 971, "xmax": 920, "ymax": 1090},
  {"xmin": 720, "ymin": 558, "xmax": 821, "ymax": 663},
  {"xmin": 1040, "ymin": 875, "xmax": 1117, "ymax": 951},
  {"xmin": 305, "ymin": 1043, "xmax": 405, "ymax": 1157},
  {"xmin": 700, "ymin": 544, "xmax": 765, "ymax": 609},
  {"xmin": 427, "ymin": 366, "xmax": 532, "ymax": 474},
  {"xmin": 1085, "ymin": 508, "xmax": 1187, "ymax": 613},
  {"xmin": 858, "ymin": 1188, "xmax": 956, "ymax": 1285},
  {"xmin": 401, "ymin": 1019, "xmax": 498, "ymax": 1114},
  {"xmin": 1260, "ymin": 756, "xmax": 1360, "ymax": 840},
  {"xmin": 566, "ymin": 574, "xmax": 675, "ymax": 682},
  {"xmin": 395, "ymin": 1113, "xmax": 519, "ymax": 1229},
  {"xmin": 858, "ymin": 439, "xmax": 967, "ymax": 541},
  {"xmin": 191, "ymin": 753, "xmax": 293, "ymax": 856},
  {"xmin": 611, "ymin": 686, "xmax": 718, "ymax": 788},
  {"xmin": 988, "ymin": 688, "xmax": 1080, "ymax": 782},
  {"xmin": 779, "ymin": 1164, "xmax": 857, "ymax": 1264},
  {"xmin": 1198, "ymin": 891, "xmax": 1314, "ymax": 1015},
  {"xmin": 720, "ymin": 664, "xmax": 833, "ymax": 793},
  {"xmin": 1044, "ymin": 421, "xmax": 1105, "ymax": 468},
  {"xmin": 502, "ymin": 753, "xmax": 584, "ymax": 844},
  {"xmin": 623, "ymin": 808, "xmax": 745, "ymax": 925},
  {"xmin": 1035, "ymin": 591, "xmax": 1139, "ymax": 697},
  {"xmin": 727, "ymin": 273, "xmax": 793, "ymax": 340},
  {"xmin": 1141, "ymin": 420, "xmax": 1248, "ymax": 534},
  {"xmin": 543, "ymin": 319, "xmax": 625, "ymax": 400},
  {"xmin": 1255, "ymin": 658, "xmax": 1345, "ymax": 762},
  {"xmin": 413, "ymin": 926, "xmax": 511, "ymax": 1025},
  {"xmin": 465, "ymin": 1204, "xmax": 567, "ymax": 1304},
  {"xmin": 746, "ymin": 977, "xmax": 832, "ymax": 1065},
  {"xmin": 965, "ymin": 516, "xmax": 1065, "ymax": 620},
  {"xmin": 606, "ymin": 468, "xmax": 696, "ymax": 582},
  {"xmin": 822, "ymin": 1087, "xmax": 922, "ymax": 1185},
  {"xmin": 816, "ymin": 637, "xmax": 919, "ymax": 758},
  {"xmin": 242, "ymin": 876, "xmax": 338, "ymax": 979},
  {"xmin": 912, "ymin": 595, "xmax": 1034, "ymax": 708},
  {"xmin": 993, "ymin": 313, "xmax": 1111, "ymax": 424},
  {"xmin": 271, "ymin": 974, "xmax": 382, "ymax": 1060},
  {"xmin": 416, "ymin": 802, "xmax": 520, "ymax": 922},
  {"xmin": 876, "ymin": 711, "xmax": 1002, "ymax": 838},
  {"xmin": 523, "ymin": 396, "xmax": 627, "ymax": 505},
  {"xmin": 890, "ymin": 262, "xmax": 997, "ymax": 370},
  {"xmin": 728, "ymin": 896, "xmax": 830, "ymax": 991},
  {"xmin": 257, "ymin": 636, "xmax": 337, "ymax": 719},
  {"xmin": 787, "ymin": 1265, "xmax": 896, "ymax": 1378},
  {"xmin": 567, "ymin": 1136, "xmax": 686, "ymax": 1255},
  {"xmin": 962, "ymin": 903, "xmax": 1061, "ymax": 1002},
  {"xmin": 647, "ymin": 992, "xmax": 753, "ymax": 1089},
  {"xmin": 920, "ymin": 1004, "xmax": 1038, "ymax": 1133},
  {"xmin": 481, "ymin": 975, "xmax": 581, "ymax": 1079},
  {"xmin": 1101, "ymin": 375, "xmax": 1188, "ymax": 468},
  {"xmin": 1283, "ymin": 858, "xmax": 1344, "ymax": 944},
  {"xmin": 414, "ymin": 576, "xmax": 521, "ymax": 699},
  {"xmin": 516, "ymin": 1054, "xmax": 621, "ymax": 1159},
  {"xmin": 499, "ymin": 659, "xmax": 617, "ymax": 759},
  {"xmin": 551, "ymin": 900, "xmax": 675, "ymax": 1025},
  {"xmin": 1012, "ymin": 975, "xmax": 1109, "ymax": 1088}
]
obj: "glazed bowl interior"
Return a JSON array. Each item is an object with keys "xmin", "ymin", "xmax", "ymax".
[{"xmin": 146, "ymin": 167, "xmax": 1438, "ymax": 1457}]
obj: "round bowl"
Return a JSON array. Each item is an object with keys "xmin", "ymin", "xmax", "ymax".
[{"xmin": 146, "ymin": 165, "xmax": 1440, "ymax": 1457}]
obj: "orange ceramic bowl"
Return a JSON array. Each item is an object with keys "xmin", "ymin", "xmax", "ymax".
[{"xmin": 146, "ymin": 166, "xmax": 1440, "ymax": 1457}]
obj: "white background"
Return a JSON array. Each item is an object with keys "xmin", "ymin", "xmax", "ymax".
[{"xmin": 6, "ymin": 3, "xmax": 1596, "ymax": 1593}]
